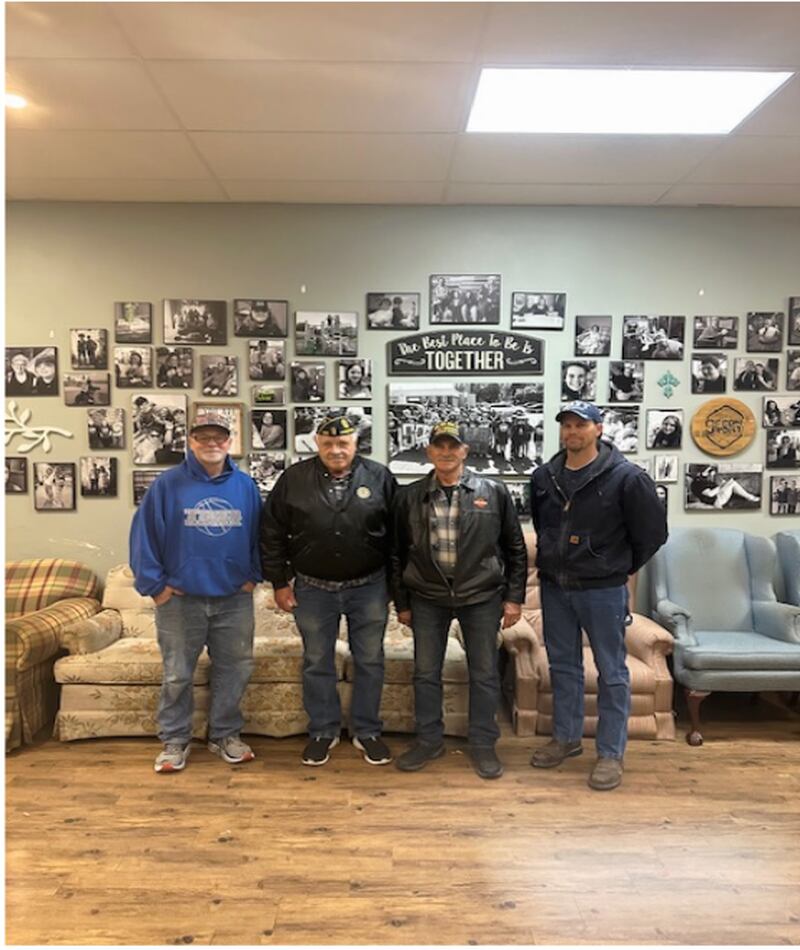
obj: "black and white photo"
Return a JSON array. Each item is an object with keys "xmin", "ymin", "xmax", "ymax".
[
  {"xmin": 114, "ymin": 302, "xmax": 152, "ymax": 343},
  {"xmin": 561, "ymin": 360, "xmax": 597, "ymax": 401},
  {"xmin": 338, "ymin": 359, "xmax": 373, "ymax": 400},
  {"xmin": 597, "ymin": 406, "xmax": 639, "ymax": 453},
  {"xmin": 163, "ymin": 299, "xmax": 227, "ymax": 345},
  {"xmin": 114, "ymin": 346, "xmax": 152, "ymax": 388},
  {"xmin": 693, "ymin": 315, "xmax": 738, "ymax": 349},
  {"xmin": 79, "ymin": 456, "xmax": 118, "ymax": 497},
  {"xmin": 691, "ymin": 353, "xmax": 727, "ymax": 394},
  {"xmin": 631, "ymin": 458, "xmax": 653, "ymax": 476},
  {"xmin": 133, "ymin": 470, "xmax": 160, "ymax": 506},
  {"xmin": 249, "ymin": 340, "xmax": 286, "ymax": 381},
  {"xmin": 156, "ymin": 347, "xmax": 193, "ymax": 389},
  {"xmin": 685, "ymin": 463, "xmax": 762, "ymax": 511},
  {"xmin": 430, "ymin": 274, "xmax": 501, "ymax": 325},
  {"xmin": 499, "ymin": 480, "xmax": 532, "ymax": 521},
  {"xmin": 654, "ymin": 454, "xmax": 678, "ymax": 483},
  {"xmin": 574, "ymin": 316, "xmax": 612, "ymax": 356},
  {"xmin": 295, "ymin": 311, "xmax": 358, "ymax": 356},
  {"xmin": 248, "ymin": 452, "xmax": 287, "ymax": 498},
  {"xmin": 294, "ymin": 406, "xmax": 372, "ymax": 455},
  {"xmin": 655, "ymin": 484, "xmax": 669, "ymax": 509},
  {"xmin": 5, "ymin": 347, "xmax": 58, "ymax": 396},
  {"xmin": 5, "ymin": 457, "xmax": 27, "ymax": 494},
  {"xmin": 510, "ymin": 292, "xmax": 565, "ymax": 330},
  {"xmin": 769, "ymin": 476, "xmax": 799, "ymax": 515},
  {"xmin": 88, "ymin": 408, "xmax": 125, "ymax": 450},
  {"xmin": 233, "ymin": 299, "xmax": 288, "ymax": 338},
  {"xmin": 733, "ymin": 357, "xmax": 778, "ymax": 391},
  {"xmin": 33, "ymin": 462, "xmax": 76, "ymax": 511},
  {"xmin": 608, "ymin": 361, "xmax": 644, "ymax": 403},
  {"xmin": 252, "ymin": 384, "xmax": 285, "ymax": 406},
  {"xmin": 70, "ymin": 329, "xmax": 108, "ymax": 369},
  {"xmin": 250, "ymin": 409, "xmax": 287, "ymax": 450},
  {"xmin": 767, "ymin": 429, "xmax": 800, "ymax": 469},
  {"xmin": 789, "ymin": 298, "xmax": 800, "ymax": 346},
  {"xmin": 200, "ymin": 355, "xmax": 238, "ymax": 396},
  {"xmin": 787, "ymin": 351, "xmax": 800, "ymax": 391},
  {"xmin": 290, "ymin": 361, "xmax": 326, "ymax": 402},
  {"xmin": 192, "ymin": 402, "xmax": 245, "ymax": 457},
  {"xmin": 63, "ymin": 372, "xmax": 111, "ymax": 407},
  {"xmin": 746, "ymin": 311, "xmax": 784, "ymax": 352},
  {"xmin": 131, "ymin": 394, "xmax": 186, "ymax": 465},
  {"xmin": 763, "ymin": 397, "xmax": 800, "ymax": 428},
  {"xmin": 366, "ymin": 293, "xmax": 420, "ymax": 330},
  {"xmin": 646, "ymin": 410, "xmax": 683, "ymax": 450},
  {"xmin": 622, "ymin": 315, "xmax": 685, "ymax": 360}
]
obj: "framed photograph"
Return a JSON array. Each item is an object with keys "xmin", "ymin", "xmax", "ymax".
[
  {"xmin": 608, "ymin": 361, "xmax": 644, "ymax": 403},
  {"xmin": 156, "ymin": 346, "xmax": 193, "ymax": 389},
  {"xmin": 597, "ymin": 406, "xmax": 639, "ymax": 453},
  {"xmin": 338, "ymin": 359, "xmax": 373, "ymax": 400},
  {"xmin": 248, "ymin": 452, "xmax": 287, "ymax": 498},
  {"xmin": 388, "ymin": 382, "xmax": 544, "ymax": 476},
  {"xmin": 693, "ymin": 315, "xmax": 738, "ymax": 349},
  {"xmin": 510, "ymin": 291, "xmax": 565, "ymax": 330},
  {"xmin": 430, "ymin": 274, "xmax": 501, "ymax": 325},
  {"xmin": 79, "ymin": 456, "xmax": 118, "ymax": 498},
  {"xmin": 70, "ymin": 329, "xmax": 108, "ymax": 369},
  {"xmin": 163, "ymin": 299, "xmax": 227, "ymax": 345},
  {"xmin": 767, "ymin": 429, "xmax": 800, "ymax": 469},
  {"xmin": 295, "ymin": 311, "xmax": 358, "ymax": 356},
  {"xmin": 88, "ymin": 408, "xmax": 125, "ymax": 450},
  {"xmin": 631, "ymin": 458, "xmax": 653, "ymax": 476},
  {"xmin": 622, "ymin": 315, "xmax": 685, "ymax": 360},
  {"xmin": 769, "ymin": 475, "xmax": 799, "ymax": 515},
  {"xmin": 500, "ymin": 480, "xmax": 532, "ymax": 521},
  {"xmin": 787, "ymin": 351, "xmax": 800, "ymax": 391},
  {"xmin": 746, "ymin": 311, "xmax": 784, "ymax": 352},
  {"xmin": 733, "ymin": 357, "xmax": 778, "ymax": 392},
  {"xmin": 5, "ymin": 346, "xmax": 58, "ymax": 396},
  {"xmin": 132, "ymin": 394, "xmax": 187, "ymax": 465},
  {"xmin": 290, "ymin": 362, "xmax": 326, "ymax": 402},
  {"xmin": 655, "ymin": 484, "xmax": 669, "ymax": 509},
  {"xmin": 251, "ymin": 384, "xmax": 285, "ymax": 405},
  {"xmin": 114, "ymin": 302, "xmax": 152, "ymax": 343},
  {"xmin": 233, "ymin": 299, "xmax": 288, "ymax": 338},
  {"xmin": 248, "ymin": 340, "xmax": 286, "ymax": 381},
  {"xmin": 63, "ymin": 372, "xmax": 111, "ymax": 407},
  {"xmin": 574, "ymin": 316, "xmax": 612, "ymax": 356},
  {"xmin": 114, "ymin": 346, "xmax": 153, "ymax": 388},
  {"xmin": 685, "ymin": 463, "xmax": 762, "ymax": 511},
  {"xmin": 294, "ymin": 406, "xmax": 372, "ymax": 455},
  {"xmin": 763, "ymin": 397, "xmax": 800, "ymax": 428},
  {"xmin": 690, "ymin": 353, "xmax": 727, "ymax": 394},
  {"xmin": 33, "ymin": 462, "xmax": 76, "ymax": 511},
  {"xmin": 250, "ymin": 408, "xmax": 287, "ymax": 450},
  {"xmin": 133, "ymin": 470, "xmax": 160, "ymax": 506},
  {"xmin": 654, "ymin": 454, "xmax": 679, "ymax": 483},
  {"xmin": 789, "ymin": 298, "xmax": 800, "ymax": 346},
  {"xmin": 561, "ymin": 360, "xmax": 597, "ymax": 402},
  {"xmin": 5, "ymin": 457, "xmax": 28, "ymax": 494},
  {"xmin": 366, "ymin": 293, "xmax": 420, "ymax": 330},
  {"xmin": 646, "ymin": 410, "xmax": 684, "ymax": 450},
  {"xmin": 192, "ymin": 402, "xmax": 245, "ymax": 457},
  {"xmin": 200, "ymin": 355, "xmax": 238, "ymax": 396}
]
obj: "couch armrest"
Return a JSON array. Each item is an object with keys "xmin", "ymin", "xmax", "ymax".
[
  {"xmin": 752, "ymin": 601, "xmax": 800, "ymax": 645},
  {"xmin": 58, "ymin": 609, "xmax": 123, "ymax": 655},
  {"xmin": 500, "ymin": 616, "xmax": 539, "ymax": 680},
  {"xmin": 6, "ymin": 597, "xmax": 101, "ymax": 671},
  {"xmin": 625, "ymin": 613, "xmax": 674, "ymax": 665},
  {"xmin": 653, "ymin": 598, "xmax": 696, "ymax": 645}
]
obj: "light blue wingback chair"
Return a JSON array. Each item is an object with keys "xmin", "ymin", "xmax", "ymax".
[
  {"xmin": 650, "ymin": 527, "xmax": 800, "ymax": 745},
  {"xmin": 775, "ymin": 531, "xmax": 800, "ymax": 607}
]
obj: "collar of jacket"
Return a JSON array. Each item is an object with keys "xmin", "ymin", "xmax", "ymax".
[
  {"xmin": 184, "ymin": 450, "xmax": 236, "ymax": 482},
  {"xmin": 423, "ymin": 467, "xmax": 477, "ymax": 501}
]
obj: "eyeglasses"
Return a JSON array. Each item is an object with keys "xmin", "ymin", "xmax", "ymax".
[{"xmin": 192, "ymin": 434, "xmax": 229, "ymax": 445}]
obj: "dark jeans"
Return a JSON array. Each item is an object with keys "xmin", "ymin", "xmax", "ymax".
[
  {"xmin": 293, "ymin": 575, "xmax": 388, "ymax": 739},
  {"xmin": 540, "ymin": 580, "xmax": 630, "ymax": 759},
  {"xmin": 408, "ymin": 592, "xmax": 503, "ymax": 748}
]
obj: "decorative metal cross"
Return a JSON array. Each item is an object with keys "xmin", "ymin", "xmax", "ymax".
[{"xmin": 657, "ymin": 371, "xmax": 680, "ymax": 399}]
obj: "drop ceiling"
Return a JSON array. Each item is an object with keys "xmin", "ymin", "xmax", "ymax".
[{"xmin": 6, "ymin": 1, "xmax": 800, "ymax": 205}]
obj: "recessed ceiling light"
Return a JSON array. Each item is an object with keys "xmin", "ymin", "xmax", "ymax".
[
  {"xmin": 5, "ymin": 93, "xmax": 28, "ymax": 110},
  {"xmin": 466, "ymin": 68, "xmax": 793, "ymax": 134}
]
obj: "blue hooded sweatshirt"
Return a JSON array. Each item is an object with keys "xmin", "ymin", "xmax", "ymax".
[{"xmin": 129, "ymin": 451, "xmax": 263, "ymax": 598}]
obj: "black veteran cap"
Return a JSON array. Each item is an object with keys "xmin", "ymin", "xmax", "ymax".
[
  {"xmin": 316, "ymin": 414, "xmax": 356, "ymax": 437},
  {"xmin": 429, "ymin": 421, "xmax": 465, "ymax": 444}
]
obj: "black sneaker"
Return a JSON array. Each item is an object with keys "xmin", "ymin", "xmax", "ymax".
[
  {"xmin": 301, "ymin": 735, "xmax": 339, "ymax": 766},
  {"xmin": 352, "ymin": 736, "xmax": 392, "ymax": 766},
  {"xmin": 395, "ymin": 740, "xmax": 446, "ymax": 772},
  {"xmin": 470, "ymin": 745, "xmax": 504, "ymax": 780}
]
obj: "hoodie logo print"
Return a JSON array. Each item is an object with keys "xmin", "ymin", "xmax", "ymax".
[{"xmin": 183, "ymin": 496, "xmax": 242, "ymax": 536}]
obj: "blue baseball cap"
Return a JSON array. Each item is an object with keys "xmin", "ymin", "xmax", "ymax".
[{"xmin": 556, "ymin": 401, "xmax": 603, "ymax": 424}]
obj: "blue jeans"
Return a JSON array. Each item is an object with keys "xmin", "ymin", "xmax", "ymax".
[
  {"xmin": 293, "ymin": 575, "xmax": 388, "ymax": 739},
  {"xmin": 155, "ymin": 591, "xmax": 255, "ymax": 744},
  {"xmin": 540, "ymin": 580, "xmax": 631, "ymax": 759},
  {"xmin": 409, "ymin": 592, "xmax": 503, "ymax": 748}
]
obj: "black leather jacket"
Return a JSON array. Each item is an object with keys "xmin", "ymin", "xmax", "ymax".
[
  {"xmin": 391, "ymin": 469, "xmax": 527, "ymax": 610},
  {"xmin": 260, "ymin": 455, "xmax": 397, "ymax": 587}
]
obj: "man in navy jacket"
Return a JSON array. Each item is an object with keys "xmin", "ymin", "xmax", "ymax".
[
  {"xmin": 529, "ymin": 402, "xmax": 667, "ymax": 790},
  {"xmin": 130, "ymin": 412, "xmax": 263, "ymax": 774}
]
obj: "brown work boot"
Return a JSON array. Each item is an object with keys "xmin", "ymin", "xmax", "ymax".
[
  {"xmin": 530, "ymin": 739, "xmax": 583, "ymax": 769},
  {"xmin": 588, "ymin": 756, "xmax": 623, "ymax": 791}
]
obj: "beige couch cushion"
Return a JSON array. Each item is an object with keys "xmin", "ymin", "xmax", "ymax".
[{"xmin": 54, "ymin": 638, "xmax": 210, "ymax": 685}]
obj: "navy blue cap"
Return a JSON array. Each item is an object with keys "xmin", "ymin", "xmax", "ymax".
[{"xmin": 556, "ymin": 401, "xmax": 603, "ymax": 424}]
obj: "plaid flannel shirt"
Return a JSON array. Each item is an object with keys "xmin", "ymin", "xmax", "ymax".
[{"xmin": 429, "ymin": 476, "xmax": 461, "ymax": 579}]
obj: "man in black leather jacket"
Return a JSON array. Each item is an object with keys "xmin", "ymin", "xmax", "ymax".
[
  {"xmin": 261, "ymin": 414, "xmax": 397, "ymax": 768},
  {"xmin": 392, "ymin": 421, "xmax": 527, "ymax": 779}
]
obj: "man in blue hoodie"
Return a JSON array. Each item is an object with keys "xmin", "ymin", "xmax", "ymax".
[
  {"xmin": 130, "ymin": 412, "xmax": 263, "ymax": 773},
  {"xmin": 529, "ymin": 402, "xmax": 667, "ymax": 791}
]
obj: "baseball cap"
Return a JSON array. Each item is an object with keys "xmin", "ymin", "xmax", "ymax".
[
  {"xmin": 316, "ymin": 414, "xmax": 355, "ymax": 437},
  {"xmin": 190, "ymin": 412, "xmax": 231, "ymax": 435},
  {"xmin": 555, "ymin": 401, "xmax": 603, "ymax": 424},
  {"xmin": 429, "ymin": 421, "xmax": 465, "ymax": 444}
]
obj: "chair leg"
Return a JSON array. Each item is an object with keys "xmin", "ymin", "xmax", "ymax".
[{"xmin": 685, "ymin": 688, "xmax": 710, "ymax": 746}]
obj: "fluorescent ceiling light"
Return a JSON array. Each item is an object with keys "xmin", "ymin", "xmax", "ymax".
[
  {"xmin": 5, "ymin": 93, "xmax": 28, "ymax": 109},
  {"xmin": 467, "ymin": 68, "xmax": 793, "ymax": 134}
]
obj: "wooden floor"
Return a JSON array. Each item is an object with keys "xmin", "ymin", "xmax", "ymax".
[{"xmin": 6, "ymin": 696, "xmax": 800, "ymax": 946}]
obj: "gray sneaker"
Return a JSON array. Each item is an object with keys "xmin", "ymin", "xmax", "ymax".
[
  {"xmin": 208, "ymin": 735, "xmax": 255, "ymax": 764},
  {"xmin": 154, "ymin": 742, "xmax": 190, "ymax": 773},
  {"xmin": 530, "ymin": 739, "xmax": 583, "ymax": 769},
  {"xmin": 588, "ymin": 757, "xmax": 623, "ymax": 791}
]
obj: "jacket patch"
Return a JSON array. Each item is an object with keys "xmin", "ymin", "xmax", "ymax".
[
  {"xmin": 356, "ymin": 486, "xmax": 372, "ymax": 499},
  {"xmin": 569, "ymin": 534, "xmax": 581, "ymax": 544},
  {"xmin": 474, "ymin": 497, "xmax": 489, "ymax": 508}
]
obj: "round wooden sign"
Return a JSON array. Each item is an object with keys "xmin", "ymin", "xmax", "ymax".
[{"xmin": 690, "ymin": 397, "xmax": 757, "ymax": 456}]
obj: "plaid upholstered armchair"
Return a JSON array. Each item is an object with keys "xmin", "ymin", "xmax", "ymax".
[{"xmin": 5, "ymin": 559, "xmax": 101, "ymax": 751}]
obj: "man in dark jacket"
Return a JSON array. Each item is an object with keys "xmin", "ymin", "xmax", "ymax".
[
  {"xmin": 261, "ymin": 414, "xmax": 397, "ymax": 768},
  {"xmin": 529, "ymin": 402, "xmax": 667, "ymax": 791},
  {"xmin": 392, "ymin": 421, "xmax": 527, "ymax": 779}
]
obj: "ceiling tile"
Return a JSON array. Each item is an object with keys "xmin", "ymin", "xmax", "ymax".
[
  {"xmin": 6, "ymin": 60, "xmax": 180, "ymax": 130},
  {"xmin": 221, "ymin": 180, "xmax": 446, "ymax": 203},
  {"xmin": 735, "ymin": 75, "xmax": 800, "ymax": 135},
  {"xmin": 445, "ymin": 182, "xmax": 668, "ymax": 204},
  {"xmin": 148, "ymin": 61, "xmax": 471, "ymax": 132},
  {"xmin": 7, "ymin": 130, "xmax": 212, "ymax": 179},
  {"xmin": 114, "ymin": 2, "xmax": 485, "ymax": 61},
  {"xmin": 6, "ymin": 178, "xmax": 228, "ymax": 202},
  {"xmin": 685, "ymin": 136, "xmax": 800, "ymax": 183},
  {"xmin": 451, "ymin": 134, "xmax": 723, "ymax": 184},
  {"xmin": 6, "ymin": 2, "xmax": 135, "ymax": 57},
  {"xmin": 657, "ymin": 183, "xmax": 800, "ymax": 206}
]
